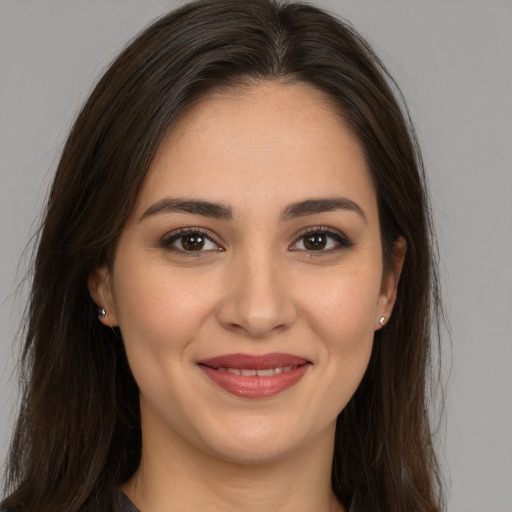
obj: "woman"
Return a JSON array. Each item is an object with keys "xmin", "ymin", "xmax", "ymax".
[{"xmin": 1, "ymin": 0, "xmax": 444, "ymax": 511}]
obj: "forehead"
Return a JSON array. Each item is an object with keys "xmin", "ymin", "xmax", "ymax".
[{"xmin": 134, "ymin": 82, "xmax": 376, "ymax": 219}]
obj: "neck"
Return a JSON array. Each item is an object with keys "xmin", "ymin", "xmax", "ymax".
[{"xmin": 122, "ymin": 417, "xmax": 344, "ymax": 512}]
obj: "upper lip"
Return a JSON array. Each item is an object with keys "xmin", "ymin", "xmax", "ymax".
[{"xmin": 197, "ymin": 353, "xmax": 310, "ymax": 370}]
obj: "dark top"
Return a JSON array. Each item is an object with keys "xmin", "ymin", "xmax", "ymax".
[{"xmin": 118, "ymin": 490, "xmax": 141, "ymax": 512}]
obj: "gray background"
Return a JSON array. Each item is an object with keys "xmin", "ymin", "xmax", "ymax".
[{"xmin": 1, "ymin": 1, "xmax": 511, "ymax": 510}]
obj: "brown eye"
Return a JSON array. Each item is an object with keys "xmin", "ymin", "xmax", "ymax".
[
  {"xmin": 290, "ymin": 228, "xmax": 353, "ymax": 253},
  {"xmin": 180, "ymin": 233, "xmax": 206, "ymax": 251},
  {"xmin": 303, "ymin": 233, "xmax": 327, "ymax": 251},
  {"xmin": 161, "ymin": 229, "xmax": 221, "ymax": 253}
]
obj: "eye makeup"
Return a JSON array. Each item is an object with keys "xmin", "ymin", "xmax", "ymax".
[
  {"xmin": 157, "ymin": 224, "xmax": 355, "ymax": 258},
  {"xmin": 289, "ymin": 226, "xmax": 355, "ymax": 254},
  {"xmin": 158, "ymin": 227, "xmax": 224, "ymax": 255}
]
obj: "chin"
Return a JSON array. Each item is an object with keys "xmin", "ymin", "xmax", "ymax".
[
  {"xmin": 210, "ymin": 438, "xmax": 304, "ymax": 466},
  {"xmin": 197, "ymin": 415, "xmax": 324, "ymax": 466}
]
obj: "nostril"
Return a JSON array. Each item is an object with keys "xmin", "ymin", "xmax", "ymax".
[{"xmin": 215, "ymin": 271, "xmax": 298, "ymax": 337}]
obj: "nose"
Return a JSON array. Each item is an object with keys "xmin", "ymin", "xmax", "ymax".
[{"xmin": 216, "ymin": 249, "xmax": 297, "ymax": 338}]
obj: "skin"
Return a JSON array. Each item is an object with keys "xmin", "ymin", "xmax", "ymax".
[{"xmin": 90, "ymin": 82, "xmax": 405, "ymax": 512}]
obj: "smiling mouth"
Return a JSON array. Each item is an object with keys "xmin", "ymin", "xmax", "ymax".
[
  {"xmin": 215, "ymin": 365, "xmax": 300, "ymax": 377},
  {"xmin": 197, "ymin": 353, "xmax": 311, "ymax": 399}
]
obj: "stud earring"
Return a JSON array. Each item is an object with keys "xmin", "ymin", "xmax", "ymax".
[
  {"xmin": 98, "ymin": 307, "xmax": 107, "ymax": 319},
  {"xmin": 379, "ymin": 317, "xmax": 386, "ymax": 326}
]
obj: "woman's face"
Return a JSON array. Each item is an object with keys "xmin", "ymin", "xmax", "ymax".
[{"xmin": 91, "ymin": 82, "xmax": 403, "ymax": 464}]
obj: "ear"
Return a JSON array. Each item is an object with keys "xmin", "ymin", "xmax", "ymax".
[
  {"xmin": 376, "ymin": 236, "xmax": 407, "ymax": 330},
  {"xmin": 88, "ymin": 265, "xmax": 119, "ymax": 327}
]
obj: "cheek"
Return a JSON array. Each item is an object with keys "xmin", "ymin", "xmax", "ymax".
[
  {"xmin": 299, "ymin": 265, "xmax": 380, "ymax": 400},
  {"xmin": 112, "ymin": 258, "xmax": 217, "ymax": 358},
  {"xmin": 303, "ymin": 263, "xmax": 381, "ymax": 339},
  {"xmin": 111, "ymin": 263, "xmax": 217, "ymax": 413}
]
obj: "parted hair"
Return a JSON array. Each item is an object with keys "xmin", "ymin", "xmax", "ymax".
[{"xmin": 2, "ymin": 1, "xmax": 444, "ymax": 511}]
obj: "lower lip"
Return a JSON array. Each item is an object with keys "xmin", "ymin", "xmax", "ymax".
[{"xmin": 199, "ymin": 364, "xmax": 310, "ymax": 399}]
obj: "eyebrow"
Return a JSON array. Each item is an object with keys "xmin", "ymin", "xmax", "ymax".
[
  {"xmin": 140, "ymin": 198, "xmax": 233, "ymax": 221},
  {"xmin": 281, "ymin": 197, "xmax": 367, "ymax": 223},
  {"xmin": 140, "ymin": 196, "xmax": 366, "ymax": 223}
]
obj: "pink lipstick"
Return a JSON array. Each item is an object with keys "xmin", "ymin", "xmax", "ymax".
[{"xmin": 197, "ymin": 353, "xmax": 311, "ymax": 398}]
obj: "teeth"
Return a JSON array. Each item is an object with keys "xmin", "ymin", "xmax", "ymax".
[
  {"xmin": 256, "ymin": 368, "xmax": 275, "ymax": 377},
  {"xmin": 218, "ymin": 366, "xmax": 297, "ymax": 376}
]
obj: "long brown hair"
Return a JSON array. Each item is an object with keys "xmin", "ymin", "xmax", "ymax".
[{"xmin": 2, "ymin": 1, "xmax": 444, "ymax": 511}]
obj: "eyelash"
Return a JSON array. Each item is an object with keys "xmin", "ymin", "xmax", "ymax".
[
  {"xmin": 158, "ymin": 226, "xmax": 354, "ymax": 256},
  {"xmin": 159, "ymin": 228, "xmax": 222, "ymax": 256},
  {"xmin": 289, "ymin": 226, "xmax": 354, "ymax": 254}
]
